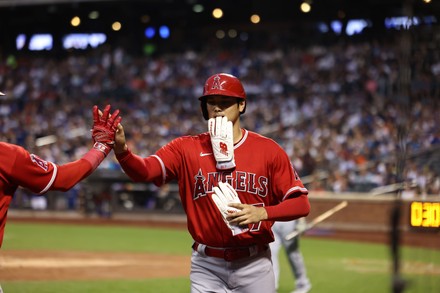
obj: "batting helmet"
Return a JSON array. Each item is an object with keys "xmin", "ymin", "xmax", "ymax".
[{"xmin": 198, "ymin": 73, "xmax": 246, "ymax": 120}]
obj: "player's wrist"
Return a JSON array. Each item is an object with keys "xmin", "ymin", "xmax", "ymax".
[
  {"xmin": 83, "ymin": 147, "xmax": 106, "ymax": 170},
  {"xmin": 114, "ymin": 143, "xmax": 128, "ymax": 155},
  {"xmin": 93, "ymin": 142, "xmax": 112, "ymax": 156},
  {"xmin": 259, "ymin": 207, "xmax": 268, "ymax": 221},
  {"xmin": 216, "ymin": 159, "xmax": 236, "ymax": 170}
]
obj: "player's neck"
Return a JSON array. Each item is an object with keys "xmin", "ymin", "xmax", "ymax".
[{"xmin": 233, "ymin": 127, "xmax": 244, "ymax": 144}]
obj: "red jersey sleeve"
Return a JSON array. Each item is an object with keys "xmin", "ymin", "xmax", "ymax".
[
  {"xmin": 2, "ymin": 143, "xmax": 105, "ymax": 194},
  {"xmin": 264, "ymin": 195, "xmax": 310, "ymax": 221},
  {"xmin": 6, "ymin": 144, "xmax": 58, "ymax": 194},
  {"xmin": 116, "ymin": 149, "xmax": 165, "ymax": 185}
]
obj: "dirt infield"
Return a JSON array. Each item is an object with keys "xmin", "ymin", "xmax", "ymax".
[
  {"xmin": 1, "ymin": 217, "xmax": 192, "ymax": 282},
  {"xmin": 0, "ymin": 250, "xmax": 190, "ymax": 281},
  {"xmin": 1, "ymin": 216, "xmax": 438, "ymax": 282}
]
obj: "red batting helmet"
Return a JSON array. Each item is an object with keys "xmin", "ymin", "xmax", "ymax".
[{"xmin": 198, "ymin": 73, "xmax": 246, "ymax": 120}]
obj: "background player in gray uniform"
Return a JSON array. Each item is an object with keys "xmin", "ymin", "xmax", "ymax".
[{"xmin": 270, "ymin": 220, "xmax": 312, "ymax": 293}]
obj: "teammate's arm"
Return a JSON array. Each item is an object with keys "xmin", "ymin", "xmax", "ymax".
[
  {"xmin": 13, "ymin": 105, "xmax": 121, "ymax": 193},
  {"xmin": 53, "ymin": 104, "xmax": 122, "ymax": 190},
  {"xmin": 50, "ymin": 157, "xmax": 102, "ymax": 191},
  {"xmin": 12, "ymin": 152, "xmax": 103, "ymax": 194}
]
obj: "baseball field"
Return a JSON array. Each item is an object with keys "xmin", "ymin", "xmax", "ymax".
[{"xmin": 0, "ymin": 218, "xmax": 439, "ymax": 293}]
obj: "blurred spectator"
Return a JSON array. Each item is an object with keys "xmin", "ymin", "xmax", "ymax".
[{"xmin": 1, "ymin": 32, "xmax": 439, "ymax": 198}]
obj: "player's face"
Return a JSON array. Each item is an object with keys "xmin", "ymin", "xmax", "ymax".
[{"xmin": 206, "ymin": 96, "xmax": 245, "ymax": 122}]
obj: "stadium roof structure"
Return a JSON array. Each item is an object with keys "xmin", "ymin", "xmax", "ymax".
[
  {"xmin": 0, "ymin": 0, "xmax": 438, "ymax": 27},
  {"xmin": 0, "ymin": 0, "xmax": 438, "ymax": 55}
]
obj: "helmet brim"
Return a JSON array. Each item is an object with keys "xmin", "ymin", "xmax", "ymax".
[{"xmin": 198, "ymin": 90, "xmax": 245, "ymax": 101}]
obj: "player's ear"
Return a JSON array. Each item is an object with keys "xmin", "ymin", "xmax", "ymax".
[{"xmin": 238, "ymin": 100, "xmax": 246, "ymax": 114}]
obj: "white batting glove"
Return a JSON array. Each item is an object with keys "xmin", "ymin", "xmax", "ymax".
[
  {"xmin": 212, "ymin": 182, "xmax": 249, "ymax": 236},
  {"xmin": 208, "ymin": 116, "xmax": 236, "ymax": 170}
]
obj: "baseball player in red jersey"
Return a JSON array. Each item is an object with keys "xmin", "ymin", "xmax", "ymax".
[
  {"xmin": 0, "ymin": 96, "xmax": 121, "ymax": 250},
  {"xmin": 112, "ymin": 73, "xmax": 310, "ymax": 293}
]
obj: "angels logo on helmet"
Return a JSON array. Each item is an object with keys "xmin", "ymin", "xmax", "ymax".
[{"xmin": 211, "ymin": 75, "xmax": 224, "ymax": 90}]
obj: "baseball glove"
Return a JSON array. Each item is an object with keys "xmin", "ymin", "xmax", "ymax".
[
  {"xmin": 212, "ymin": 182, "xmax": 249, "ymax": 236},
  {"xmin": 208, "ymin": 116, "xmax": 236, "ymax": 170},
  {"xmin": 91, "ymin": 104, "xmax": 122, "ymax": 156}
]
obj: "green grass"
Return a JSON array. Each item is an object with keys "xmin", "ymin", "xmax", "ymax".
[
  {"xmin": 3, "ymin": 222, "xmax": 192, "ymax": 254},
  {"xmin": 277, "ymin": 238, "xmax": 439, "ymax": 293},
  {"xmin": 2, "ymin": 279, "xmax": 191, "ymax": 293},
  {"xmin": 2, "ymin": 222, "xmax": 439, "ymax": 293}
]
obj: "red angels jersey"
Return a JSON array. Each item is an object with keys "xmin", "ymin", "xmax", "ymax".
[
  {"xmin": 153, "ymin": 129, "xmax": 308, "ymax": 247},
  {"xmin": 0, "ymin": 142, "xmax": 59, "ymax": 247}
]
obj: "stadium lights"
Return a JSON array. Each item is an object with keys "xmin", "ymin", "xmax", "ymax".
[
  {"xmin": 159, "ymin": 26, "xmax": 170, "ymax": 39},
  {"xmin": 300, "ymin": 1, "xmax": 312, "ymax": 13},
  {"xmin": 346, "ymin": 19, "xmax": 371, "ymax": 36},
  {"xmin": 71, "ymin": 16, "xmax": 81, "ymax": 27},
  {"xmin": 28, "ymin": 34, "xmax": 53, "ymax": 51},
  {"xmin": 88, "ymin": 11, "xmax": 99, "ymax": 20},
  {"xmin": 62, "ymin": 33, "xmax": 107, "ymax": 50},
  {"xmin": 145, "ymin": 27, "xmax": 155, "ymax": 39},
  {"xmin": 228, "ymin": 29, "xmax": 237, "ymax": 38},
  {"xmin": 215, "ymin": 30, "xmax": 225, "ymax": 39},
  {"xmin": 193, "ymin": 4, "xmax": 204, "ymax": 13},
  {"xmin": 112, "ymin": 21, "xmax": 122, "ymax": 31},
  {"xmin": 250, "ymin": 14, "xmax": 260, "ymax": 24},
  {"xmin": 212, "ymin": 8, "xmax": 223, "ymax": 19},
  {"xmin": 144, "ymin": 26, "xmax": 170, "ymax": 39},
  {"xmin": 16, "ymin": 34, "xmax": 26, "ymax": 50},
  {"xmin": 331, "ymin": 20, "xmax": 343, "ymax": 35}
]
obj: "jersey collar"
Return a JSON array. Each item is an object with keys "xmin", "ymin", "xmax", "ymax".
[{"xmin": 234, "ymin": 129, "xmax": 248, "ymax": 149}]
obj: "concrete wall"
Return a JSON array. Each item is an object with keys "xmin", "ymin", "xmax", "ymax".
[{"xmin": 307, "ymin": 192, "xmax": 440, "ymax": 233}]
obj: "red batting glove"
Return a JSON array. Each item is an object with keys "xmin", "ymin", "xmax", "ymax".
[{"xmin": 91, "ymin": 104, "xmax": 122, "ymax": 156}]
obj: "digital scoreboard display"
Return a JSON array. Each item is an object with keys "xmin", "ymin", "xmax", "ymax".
[{"xmin": 410, "ymin": 201, "xmax": 440, "ymax": 229}]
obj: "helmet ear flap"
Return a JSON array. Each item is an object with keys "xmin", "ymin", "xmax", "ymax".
[{"xmin": 201, "ymin": 100, "xmax": 209, "ymax": 120}]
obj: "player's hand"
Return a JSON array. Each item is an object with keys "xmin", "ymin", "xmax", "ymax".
[
  {"xmin": 226, "ymin": 203, "xmax": 268, "ymax": 226},
  {"xmin": 212, "ymin": 182, "xmax": 249, "ymax": 236},
  {"xmin": 114, "ymin": 122, "xmax": 128, "ymax": 154},
  {"xmin": 208, "ymin": 116, "xmax": 236, "ymax": 170},
  {"xmin": 91, "ymin": 104, "xmax": 122, "ymax": 156}
]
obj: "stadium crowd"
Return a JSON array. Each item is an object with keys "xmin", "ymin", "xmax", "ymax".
[{"xmin": 1, "ymin": 32, "xmax": 439, "ymax": 202}]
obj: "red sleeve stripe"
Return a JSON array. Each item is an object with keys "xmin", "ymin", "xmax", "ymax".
[
  {"xmin": 282, "ymin": 186, "xmax": 308, "ymax": 201},
  {"xmin": 151, "ymin": 155, "xmax": 166, "ymax": 185},
  {"xmin": 39, "ymin": 162, "xmax": 57, "ymax": 194}
]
